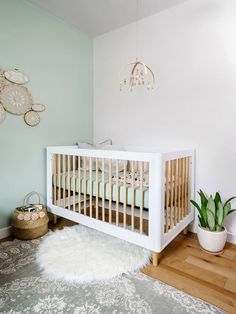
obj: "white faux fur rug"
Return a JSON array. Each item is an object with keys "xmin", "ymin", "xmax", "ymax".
[{"xmin": 36, "ymin": 225, "xmax": 151, "ymax": 283}]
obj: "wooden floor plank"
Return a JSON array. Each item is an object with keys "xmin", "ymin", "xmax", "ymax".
[
  {"xmin": 225, "ymin": 278, "xmax": 236, "ymax": 294},
  {"xmin": 186, "ymin": 255, "xmax": 236, "ymax": 280},
  {"xmin": 163, "ymin": 256, "xmax": 227, "ymax": 289}
]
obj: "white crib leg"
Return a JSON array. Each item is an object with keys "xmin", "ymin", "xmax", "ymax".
[{"xmin": 152, "ymin": 252, "xmax": 160, "ymax": 267}]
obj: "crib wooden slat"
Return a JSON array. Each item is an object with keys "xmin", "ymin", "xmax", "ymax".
[
  {"xmin": 116, "ymin": 160, "xmax": 119, "ymax": 226},
  {"xmin": 123, "ymin": 160, "xmax": 127, "ymax": 228},
  {"xmin": 182, "ymin": 157, "xmax": 184, "ymax": 218},
  {"xmin": 73, "ymin": 155, "xmax": 75, "ymax": 211},
  {"xmin": 67, "ymin": 155, "xmax": 71, "ymax": 210},
  {"xmin": 63, "ymin": 155, "xmax": 66, "ymax": 209},
  {"xmin": 185, "ymin": 157, "xmax": 188, "ymax": 217},
  {"xmin": 57, "ymin": 154, "xmax": 61, "ymax": 207},
  {"xmin": 187, "ymin": 157, "xmax": 189, "ymax": 214},
  {"xmin": 109, "ymin": 159, "xmax": 112, "ymax": 224},
  {"xmin": 78, "ymin": 156, "xmax": 81, "ymax": 214},
  {"xmin": 102, "ymin": 158, "xmax": 105, "ymax": 222},
  {"xmin": 131, "ymin": 160, "xmax": 135, "ymax": 231},
  {"xmin": 53, "ymin": 154, "xmax": 57, "ymax": 205},
  {"xmin": 140, "ymin": 161, "xmax": 143, "ymax": 234},
  {"xmin": 182, "ymin": 157, "xmax": 186, "ymax": 218},
  {"xmin": 177, "ymin": 158, "xmax": 181, "ymax": 223},
  {"xmin": 187, "ymin": 157, "xmax": 190, "ymax": 214},
  {"xmin": 84, "ymin": 157, "xmax": 87, "ymax": 216},
  {"xmin": 96, "ymin": 158, "xmax": 99, "ymax": 219},
  {"xmin": 170, "ymin": 160, "xmax": 174, "ymax": 229},
  {"xmin": 174, "ymin": 159, "xmax": 177, "ymax": 226},
  {"xmin": 90, "ymin": 157, "xmax": 93, "ymax": 217},
  {"xmin": 165, "ymin": 161, "xmax": 169, "ymax": 233}
]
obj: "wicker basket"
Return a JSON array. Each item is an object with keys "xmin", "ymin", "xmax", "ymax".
[{"xmin": 11, "ymin": 192, "xmax": 49, "ymax": 240}]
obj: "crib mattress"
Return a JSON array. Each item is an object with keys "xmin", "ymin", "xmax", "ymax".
[{"xmin": 54, "ymin": 170, "xmax": 149, "ymax": 208}]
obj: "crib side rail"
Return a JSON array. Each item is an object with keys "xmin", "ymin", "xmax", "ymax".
[
  {"xmin": 160, "ymin": 150, "xmax": 195, "ymax": 250},
  {"xmin": 47, "ymin": 146, "xmax": 153, "ymax": 162}
]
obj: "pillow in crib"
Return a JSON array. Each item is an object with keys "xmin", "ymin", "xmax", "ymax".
[
  {"xmin": 77, "ymin": 140, "xmax": 113, "ymax": 170},
  {"xmin": 76, "ymin": 139, "xmax": 112, "ymax": 149},
  {"xmin": 98, "ymin": 145, "xmax": 126, "ymax": 173},
  {"xmin": 77, "ymin": 142, "xmax": 94, "ymax": 149},
  {"xmin": 76, "ymin": 142, "xmax": 95, "ymax": 170},
  {"xmin": 95, "ymin": 139, "xmax": 112, "ymax": 148}
]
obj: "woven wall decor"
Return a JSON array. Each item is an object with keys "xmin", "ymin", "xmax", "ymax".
[
  {"xmin": 4, "ymin": 69, "xmax": 29, "ymax": 85},
  {"xmin": 0, "ymin": 68, "xmax": 46, "ymax": 127},
  {"xmin": 0, "ymin": 103, "xmax": 6, "ymax": 124},
  {"xmin": 24, "ymin": 110, "xmax": 40, "ymax": 127},
  {"xmin": 1, "ymin": 85, "xmax": 32, "ymax": 115},
  {"xmin": 32, "ymin": 103, "xmax": 46, "ymax": 112},
  {"xmin": 0, "ymin": 70, "xmax": 6, "ymax": 92}
]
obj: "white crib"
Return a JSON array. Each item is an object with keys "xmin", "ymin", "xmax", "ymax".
[{"xmin": 47, "ymin": 146, "xmax": 195, "ymax": 265}]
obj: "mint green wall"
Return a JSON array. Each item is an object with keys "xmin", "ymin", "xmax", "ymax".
[{"xmin": 0, "ymin": 0, "xmax": 93, "ymax": 228}]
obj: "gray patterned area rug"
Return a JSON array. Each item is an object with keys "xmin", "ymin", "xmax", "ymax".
[{"xmin": 0, "ymin": 238, "xmax": 224, "ymax": 314}]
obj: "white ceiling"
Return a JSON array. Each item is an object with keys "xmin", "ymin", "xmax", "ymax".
[{"xmin": 27, "ymin": 0, "xmax": 188, "ymax": 37}]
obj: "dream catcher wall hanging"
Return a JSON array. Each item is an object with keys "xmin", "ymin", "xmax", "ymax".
[{"xmin": 0, "ymin": 68, "xmax": 46, "ymax": 126}]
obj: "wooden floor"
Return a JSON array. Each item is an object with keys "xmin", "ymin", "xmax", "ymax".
[
  {"xmin": 143, "ymin": 232, "xmax": 236, "ymax": 314},
  {"xmin": 1, "ymin": 217, "xmax": 236, "ymax": 313}
]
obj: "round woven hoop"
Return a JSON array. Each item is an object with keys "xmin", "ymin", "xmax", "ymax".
[
  {"xmin": 0, "ymin": 69, "xmax": 6, "ymax": 92},
  {"xmin": 24, "ymin": 110, "xmax": 40, "ymax": 126},
  {"xmin": 0, "ymin": 103, "xmax": 6, "ymax": 124},
  {"xmin": 1, "ymin": 85, "xmax": 32, "ymax": 115},
  {"xmin": 32, "ymin": 103, "xmax": 46, "ymax": 112},
  {"xmin": 4, "ymin": 69, "xmax": 29, "ymax": 85}
]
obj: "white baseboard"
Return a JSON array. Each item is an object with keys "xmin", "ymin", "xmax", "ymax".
[
  {"xmin": 227, "ymin": 232, "xmax": 236, "ymax": 244},
  {"xmin": 0, "ymin": 226, "xmax": 12, "ymax": 240}
]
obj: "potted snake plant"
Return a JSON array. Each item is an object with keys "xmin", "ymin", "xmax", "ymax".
[{"xmin": 191, "ymin": 190, "xmax": 236, "ymax": 253}]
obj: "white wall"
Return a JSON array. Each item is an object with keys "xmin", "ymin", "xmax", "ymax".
[{"xmin": 94, "ymin": 0, "xmax": 236, "ymax": 238}]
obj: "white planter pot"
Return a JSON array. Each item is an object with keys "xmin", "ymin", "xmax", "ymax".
[{"xmin": 197, "ymin": 225, "xmax": 227, "ymax": 253}]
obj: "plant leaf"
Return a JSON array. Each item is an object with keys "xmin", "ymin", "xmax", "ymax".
[
  {"xmin": 191, "ymin": 199, "xmax": 207, "ymax": 226},
  {"xmin": 201, "ymin": 206, "xmax": 207, "ymax": 226},
  {"xmin": 196, "ymin": 190, "xmax": 208, "ymax": 225},
  {"xmin": 198, "ymin": 190, "xmax": 208, "ymax": 208},
  {"xmin": 190, "ymin": 200, "xmax": 201, "ymax": 213},
  {"xmin": 207, "ymin": 209, "xmax": 215, "ymax": 231},
  {"xmin": 223, "ymin": 202, "xmax": 231, "ymax": 217},
  {"xmin": 217, "ymin": 201, "xmax": 224, "ymax": 225},
  {"xmin": 214, "ymin": 192, "xmax": 221, "ymax": 208},
  {"xmin": 198, "ymin": 215, "xmax": 206, "ymax": 228},
  {"xmin": 216, "ymin": 224, "xmax": 223, "ymax": 232},
  {"xmin": 207, "ymin": 196, "xmax": 216, "ymax": 216},
  {"xmin": 228, "ymin": 209, "xmax": 236, "ymax": 215},
  {"xmin": 223, "ymin": 196, "xmax": 236, "ymax": 208}
]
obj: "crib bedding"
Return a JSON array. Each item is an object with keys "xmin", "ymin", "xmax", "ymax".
[{"xmin": 54, "ymin": 170, "xmax": 149, "ymax": 209}]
